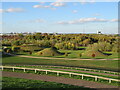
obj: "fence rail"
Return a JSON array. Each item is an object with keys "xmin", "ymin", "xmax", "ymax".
[
  {"xmin": 31, "ymin": 65, "xmax": 120, "ymax": 74},
  {"xmin": 1, "ymin": 66, "xmax": 120, "ymax": 83}
]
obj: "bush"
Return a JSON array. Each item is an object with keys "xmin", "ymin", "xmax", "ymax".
[
  {"xmin": 12, "ymin": 46, "xmax": 20, "ymax": 52},
  {"xmin": 55, "ymin": 42, "xmax": 77, "ymax": 50},
  {"xmin": 86, "ymin": 42, "xmax": 113, "ymax": 52},
  {"xmin": 78, "ymin": 53, "xmax": 82, "ymax": 57},
  {"xmin": 20, "ymin": 44, "xmax": 42, "ymax": 52},
  {"xmin": 65, "ymin": 52, "xmax": 68, "ymax": 56}
]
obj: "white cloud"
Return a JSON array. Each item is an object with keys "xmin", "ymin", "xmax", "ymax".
[
  {"xmin": 80, "ymin": 0, "xmax": 87, "ymax": 5},
  {"xmin": 110, "ymin": 19, "xmax": 118, "ymax": 22},
  {"xmin": 50, "ymin": 2, "xmax": 65, "ymax": 7},
  {"xmin": 33, "ymin": 4, "xmax": 57, "ymax": 10},
  {"xmin": 57, "ymin": 17, "xmax": 109, "ymax": 24},
  {"xmin": 80, "ymin": 0, "xmax": 96, "ymax": 5},
  {"xmin": 57, "ymin": 21, "xmax": 68, "ymax": 24},
  {"xmin": 33, "ymin": 1, "xmax": 65, "ymax": 10},
  {"xmin": 82, "ymin": 18, "xmax": 107, "ymax": 22},
  {"xmin": 72, "ymin": 10, "xmax": 78, "ymax": 13},
  {"xmin": 0, "ymin": 8, "xmax": 25, "ymax": 13},
  {"xmin": 33, "ymin": 5, "xmax": 50, "ymax": 8},
  {"xmin": 33, "ymin": 5, "xmax": 41, "ymax": 8},
  {"xmin": 0, "ymin": 9, "xmax": 5, "ymax": 13},
  {"xmin": 57, "ymin": 18, "xmax": 118, "ymax": 25},
  {"xmin": 90, "ymin": 0, "xmax": 96, "ymax": 3}
]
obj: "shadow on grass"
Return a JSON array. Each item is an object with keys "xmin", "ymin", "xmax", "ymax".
[
  {"xmin": 16, "ymin": 54, "xmax": 28, "ymax": 55},
  {"xmin": 103, "ymin": 53, "xmax": 112, "ymax": 56}
]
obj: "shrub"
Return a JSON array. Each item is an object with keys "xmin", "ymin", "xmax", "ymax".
[
  {"xmin": 11, "ymin": 46, "xmax": 20, "ymax": 52},
  {"xmin": 21, "ymin": 44, "xmax": 42, "ymax": 52},
  {"xmin": 79, "ymin": 53, "xmax": 82, "ymax": 57},
  {"xmin": 65, "ymin": 52, "xmax": 68, "ymax": 56}
]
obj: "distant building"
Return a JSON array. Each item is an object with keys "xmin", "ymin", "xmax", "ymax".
[{"xmin": 97, "ymin": 31, "xmax": 102, "ymax": 34}]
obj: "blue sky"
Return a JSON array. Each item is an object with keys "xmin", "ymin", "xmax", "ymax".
[{"xmin": 1, "ymin": 2, "xmax": 118, "ymax": 34}]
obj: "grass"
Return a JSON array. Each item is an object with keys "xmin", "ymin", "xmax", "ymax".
[
  {"xmin": 2, "ymin": 56, "xmax": 119, "ymax": 72},
  {"xmin": 2, "ymin": 77, "xmax": 92, "ymax": 89},
  {"xmin": 12, "ymin": 65, "xmax": 120, "ymax": 75},
  {"xmin": 2, "ymin": 65, "xmax": 119, "ymax": 79},
  {"xmin": 36, "ymin": 48, "xmax": 62, "ymax": 56},
  {"xmin": 16, "ymin": 49, "xmax": 120, "ymax": 59},
  {"xmin": 2, "ymin": 68, "xmax": 119, "ymax": 86}
]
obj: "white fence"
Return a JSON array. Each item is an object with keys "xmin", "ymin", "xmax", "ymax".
[
  {"xmin": 38, "ymin": 65, "xmax": 120, "ymax": 75},
  {"xmin": 1, "ymin": 66, "xmax": 120, "ymax": 83}
]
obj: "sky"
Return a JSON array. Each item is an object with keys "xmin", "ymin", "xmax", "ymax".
[{"xmin": 0, "ymin": 1, "xmax": 118, "ymax": 34}]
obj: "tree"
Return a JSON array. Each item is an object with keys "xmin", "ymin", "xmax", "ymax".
[
  {"xmin": 7, "ymin": 49, "xmax": 12, "ymax": 53},
  {"xmin": 12, "ymin": 40, "xmax": 20, "ymax": 46},
  {"xmin": 82, "ymin": 39, "xmax": 91, "ymax": 46}
]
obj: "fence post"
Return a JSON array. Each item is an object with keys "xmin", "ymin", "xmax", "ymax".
[
  {"xmin": 57, "ymin": 72, "xmax": 59, "ymax": 76},
  {"xmin": 13, "ymin": 68, "xmax": 14, "ymax": 72},
  {"xmin": 69, "ymin": 73, "xmax": 71, "ymax": 77},
  {"xmin": 2, "ymin": 67, "xmax": 3, "ymax": 71},
  {"xmin": 35, "ymin": 69, "xmax": 36, "ymax": 73},
  {"xmin": 109, "ymin": 79, "xmax": 111, "ymax": 83},
  {"xmin": 95, "ymin": 76, "xmax": 98, "ymax": 81},
  {"xmin": 46, "ymin": 71, "xmax": 48, "ymax": 74},
  {"xmin": 24, "ymin": 69, "xmax": 25, "ymax": 72},
  {"xmin": 82, "ymin": 75, "xmax": 84, "ymax": 79}
]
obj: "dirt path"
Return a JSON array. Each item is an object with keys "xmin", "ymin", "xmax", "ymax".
[
  {"xmin": 2, "ymin": 71, "xmax": 119, "ymax": 89},
  {"xmin": 18, "ymin": 55, "xmax": 119, "ymax": 61}
]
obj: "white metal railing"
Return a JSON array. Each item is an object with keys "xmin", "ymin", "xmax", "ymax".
[
  {"xmin": 1, "ymin": 66, "xmax": 120, "ymax": 83},
  {"xmin": 34, "ymin": 65, "xmax": 119, "ymax": 75}
]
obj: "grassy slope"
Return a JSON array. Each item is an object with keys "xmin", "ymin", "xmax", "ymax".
[
  {"xmin": 2, "ymin": 77, "xmax": 90, "ymax": 89},
  {"xmin": 2, "ymin": 56, "xmax": 119, "ymax": 71},
  {"xmin": 17, "ymin": 49, "xmax": 119, "ymax": 59}
]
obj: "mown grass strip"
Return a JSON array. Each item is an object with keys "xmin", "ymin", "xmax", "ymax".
[{"xmin": 3, "ymin": 77, "xmax": 91, "ymax": 89}]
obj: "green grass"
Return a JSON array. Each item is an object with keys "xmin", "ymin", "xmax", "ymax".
[
  {"xmin": 2, "ymin": 69, "xmax": 119, "ymax": 86},
  {"xmin": 2, "ymin": 77, "xmax": 91, "ymax": 89},
  {"xmin": 2, "ymin": 65, "xmax": 119, "ymax": 79},
  {"xmin": 16, "ymin": 49, "xmax": 120, "ymax": 59},
  {"xmin": 13, "ymin": 65, "xmax": 119, "ymax": 75},
  {"xmin": 2, "ymin": 56, "xmax": 119, "ymax": 72}
]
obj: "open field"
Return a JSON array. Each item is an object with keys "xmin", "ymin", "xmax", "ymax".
[
  {"xmin": 2, "ymin": 56, "xmax": 119, "ymax": 72},
  {"xmin": 16, "ymin": 49, "xmax": 119, "ymax": 59},
  {"xmin": 1, "ymin": 2, "xmax": 119, "ymax": 89}
]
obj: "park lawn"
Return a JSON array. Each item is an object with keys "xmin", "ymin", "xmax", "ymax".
[
  {"xmin": 2, "ymin": 77, "xmax": 88, "ymax": 89},
  {"xmin": 17, "ymin": 49, "xmax": 119, "ymax": 59},
  {"xmin": 2, "ymin": 56, "xmax": 119, "ymax": 72}
]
